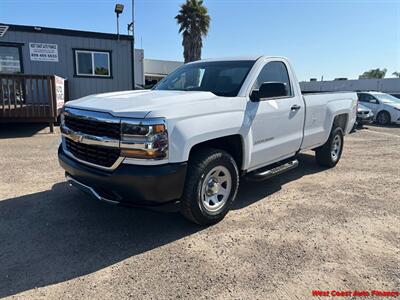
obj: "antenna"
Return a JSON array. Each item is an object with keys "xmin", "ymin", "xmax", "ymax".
[{"xmin": 127, "ymin": 0, "xmax": 136, "ymax": 88}]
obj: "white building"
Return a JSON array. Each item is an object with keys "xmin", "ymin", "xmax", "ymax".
[
  {"xmin": 300, "ymin": 78, "xmax": 400, "ymax": 97},
  {"xmin": 134, "ymin": 49, "xmax": 183, "ymax": 87},
  {"xmin": 143, "ymin": 58, "xmax": 183, "ymax": 86}
]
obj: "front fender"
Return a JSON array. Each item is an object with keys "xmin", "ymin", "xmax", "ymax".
[{"xmin": 167, "ymin": 111, "xmax": 246, "ymax": 163}]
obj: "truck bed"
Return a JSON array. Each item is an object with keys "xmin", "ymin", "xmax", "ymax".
[{"xmin": 300, "ymin": 92, "xmax": 357, "ymax": 150}]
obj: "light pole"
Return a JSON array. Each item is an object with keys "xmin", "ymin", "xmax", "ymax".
[
  {"xmin": 115, "ymin": 4, "xmax": 124, "ymax": 40},
  {"xmin": 127, "ymin": 0, "xmax": 135, "ymax": 89}
]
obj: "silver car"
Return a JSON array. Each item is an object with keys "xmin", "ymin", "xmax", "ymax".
[{"xmin": 355, "ymin": 103, "xmax": 374, "ymax": 128}]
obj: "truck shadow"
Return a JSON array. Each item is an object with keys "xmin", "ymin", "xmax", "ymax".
[
  {"xmin": 0, "ymin": 153, "xmax": 323, "ymax": 297},
  {"xmin": 0, "ymin": 184, "xmax": 201, "ymax": 298},
  {"xmin": 234, "ymin": 153, "xmax": 323, "ymax": 210}
]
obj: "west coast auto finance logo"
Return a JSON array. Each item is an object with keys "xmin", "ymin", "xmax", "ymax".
[{"xmin": 312, "ymin": 290, "xmax": 399, "ymax": 297}]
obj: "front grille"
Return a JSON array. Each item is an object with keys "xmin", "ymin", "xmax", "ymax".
[
  {"xmin": 65, "ymin": 115, "xmax": 120, "ymax": 139},
  {"xmin": 65, "ymin": 138, "xmax": 120, "ymax": 168}
]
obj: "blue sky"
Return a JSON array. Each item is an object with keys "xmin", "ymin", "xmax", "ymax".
[{"xmin": 1, "ymin": 0, "xmax": 399, "ymax": 81}]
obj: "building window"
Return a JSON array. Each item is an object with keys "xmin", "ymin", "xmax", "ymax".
[
  {"xmin": 74, "ymin": 50, "xmax": 111, "ymax": 77},
  {"xmin": 0, "ymin": 45, "xmax": 22, "ymax": 74}
]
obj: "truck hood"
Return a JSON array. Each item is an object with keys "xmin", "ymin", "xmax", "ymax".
[{"xmin": 65, "ymin": 90, "xmax": 218, "ymax": 118}]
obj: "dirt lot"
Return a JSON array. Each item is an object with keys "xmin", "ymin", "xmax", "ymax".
[{"xmin": 0, "ymin": 124, "xmax": 399, "ymax": 299}]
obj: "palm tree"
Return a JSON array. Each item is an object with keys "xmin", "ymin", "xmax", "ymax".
[
  {"xmin": 175, "ymin": 0, "xmax": 211, "ymax": 63},
  {"xmin": 393, "ymin": 72, "xmax": 400, "ymax": 78}
]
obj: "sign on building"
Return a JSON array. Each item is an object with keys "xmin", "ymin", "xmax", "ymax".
[
  {"xmin": 29, "ymin": 43, "xmax": 59, "ymax": 62},
  {"xmin": 54, "ymin": 75, "xmax": 65, "ymax": 109}
]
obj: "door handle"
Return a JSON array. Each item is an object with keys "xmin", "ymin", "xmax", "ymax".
[{"xmin": 291, "ymin": 104, "xmax": 301, "ymax": 111}]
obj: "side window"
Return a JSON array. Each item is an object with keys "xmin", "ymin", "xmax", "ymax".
[
  {"xmin": 253, "ymin": 61, "xmax": 292, "ymax": 97},
  {"xmin": 357, "ymin": 93, "xmax": 366, "ymax": 102}
]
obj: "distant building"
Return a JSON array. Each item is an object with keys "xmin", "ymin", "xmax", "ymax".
[
  {"xmin": 0, "ymin": 23, "xmax": 135, "ymax": 100},
  {"xmin": 143, "ymin": 59, "xmax": 183, "ymax": 86},
  {"xmin": 300, "ymin": 78, "xmax": 400, "ymax": 98}
]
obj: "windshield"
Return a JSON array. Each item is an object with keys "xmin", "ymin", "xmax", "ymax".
[
  {"xmin": 374, "ymin": 93, "xmax": 400, "ymax": 104},
  {"xmin": 153, "ymin": 60, "xmax": 256, "ymax": 97}
]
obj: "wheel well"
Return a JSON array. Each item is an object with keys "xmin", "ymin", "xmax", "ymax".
[
  {"xmin": 333, "ymin": 114, "xmax": 348, "ymax": 131},
  {"xmin": 189, "ymin": 135, "xmax": 244, "ymax": 170}
]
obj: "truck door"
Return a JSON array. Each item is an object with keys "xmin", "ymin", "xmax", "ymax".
[{"xmin": 247, "ymin": 60, "xmax": 304, "ymax": 170}]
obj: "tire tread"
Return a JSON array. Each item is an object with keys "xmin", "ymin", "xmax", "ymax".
[
  {"xmin": 315, "ymin": 127, "xmax": 344, "ymax": 168},
  {"xmin": 180, "ymin": 148, "xmax": 239, "ymax": 225}
]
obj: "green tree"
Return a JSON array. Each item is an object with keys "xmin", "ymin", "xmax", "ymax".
[
  {"xmin": 392, "ymin": 72, "xmax": 400, "ymax": 78},
  {"xmin": 175, "ymin": 0, "xmax": 211, "ymax": 63},
  {"xmin": 359, "ymin": 68, "xmax": 387, "ymax": 79}
]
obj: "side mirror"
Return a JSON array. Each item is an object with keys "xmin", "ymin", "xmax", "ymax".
[{"xmin": 251, "ymin": 82, "xmax": 288, "ymax": 101}]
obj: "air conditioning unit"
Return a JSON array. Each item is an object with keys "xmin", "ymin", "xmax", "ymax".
[{"xmin": 0, "ymin": 25, "xmax": 9, "ymax": 37}]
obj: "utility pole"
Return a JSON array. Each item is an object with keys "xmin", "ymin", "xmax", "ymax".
[{"xmin": 128, "ymin": 0, "xmax": 135, "ymax": 89}]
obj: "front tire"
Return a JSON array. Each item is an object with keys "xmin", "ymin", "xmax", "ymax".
[
  {"xmin": 180, "ymin": 149, "xmax": 239, "ymax": 225},
  {"xmin": 376, "ymin": 111, "xmax": 391, "ymax": 125},
  {"xmin": 315, "ymin": 127, "xmax": 344, "ymax": 168}
]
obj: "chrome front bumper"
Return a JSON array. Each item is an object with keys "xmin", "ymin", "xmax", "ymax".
[
  {"xmin": 66, "ymin": 174, "xmax": 120, "ymax": 205},
  {"xmin": 59, "ymin": 145, "xmax": 187, "ymax": 205}
]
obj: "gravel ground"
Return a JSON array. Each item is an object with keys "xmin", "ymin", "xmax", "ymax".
[{"xmin": 0, "ymin": 124, "xmax": 399, "ymax": 299}]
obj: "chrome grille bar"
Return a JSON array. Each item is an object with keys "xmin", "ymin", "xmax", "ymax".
[{"xmin": 61, "ymin": 125, "xmax": 120, "ymax": 148}]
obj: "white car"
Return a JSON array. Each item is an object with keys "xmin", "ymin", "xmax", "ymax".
[
  {"xmin": 59, "ymin": 56, "xmax": 357, "ymax": 225},
  {"xmin": 357, "ymin": 92, "xmax": 400, "ymax": 125}
]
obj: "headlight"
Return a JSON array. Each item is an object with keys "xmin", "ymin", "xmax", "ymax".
[{"xmin": 120, "ymin": 118, "xmax": 168, "ymax": 160}]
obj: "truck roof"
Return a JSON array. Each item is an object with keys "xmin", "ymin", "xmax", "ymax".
[
  {"xmin": 195, "ymin": 56, "xmax": 261, "ymax": 62},
  {"xmin": 189, "ymin": 55, "xmax": 289, "ymax": 64},
  {"xmin": 359, "ymin": 91, "xmax": 386, "ymax": 95}
]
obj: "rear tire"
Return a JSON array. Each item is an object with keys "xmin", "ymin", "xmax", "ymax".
[
  {"xmin": 180, "ymin": 149, "xmax": 239, "ymax": 225},
  {"xmin": 376, "ymin": 111, "xmax": 391, "ymax": 125},
  {"xmin": 315, "ymin": 127, "xmax": 344, "ymax": 168}
]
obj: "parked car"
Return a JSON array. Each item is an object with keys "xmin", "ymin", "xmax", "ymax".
[
  {"xmin": 354, "ymin": 103, "xmax": 374, "ymax": 128},
  {"xmin": 58, "ymin": 56, "xmax": 357, "ymax": 225},
  {"xmin": 357, "ymin": 92, "xmax": 400, "ymax": 125}
]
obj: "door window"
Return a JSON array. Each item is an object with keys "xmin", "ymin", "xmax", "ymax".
[
  {"xmin": 365, "ymin": 95, "xmax": 378, "ymax": 104},
  {"xmin": 253, "ymin": 61, "xmax": 292, "ymax": 97},
  {"xmin": 358, "ymin": 93, "xmax": 379, "ymax": 104}
]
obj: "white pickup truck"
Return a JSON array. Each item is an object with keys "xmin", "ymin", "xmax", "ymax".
[{"xmin": 59, "ymin": 56, "xmax": 357, "ymax": 225}]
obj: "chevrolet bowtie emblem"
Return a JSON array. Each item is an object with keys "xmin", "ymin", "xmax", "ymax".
[{"xmin": 70, "ymin": 134, "xmax": 83, "ymax": 143}]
